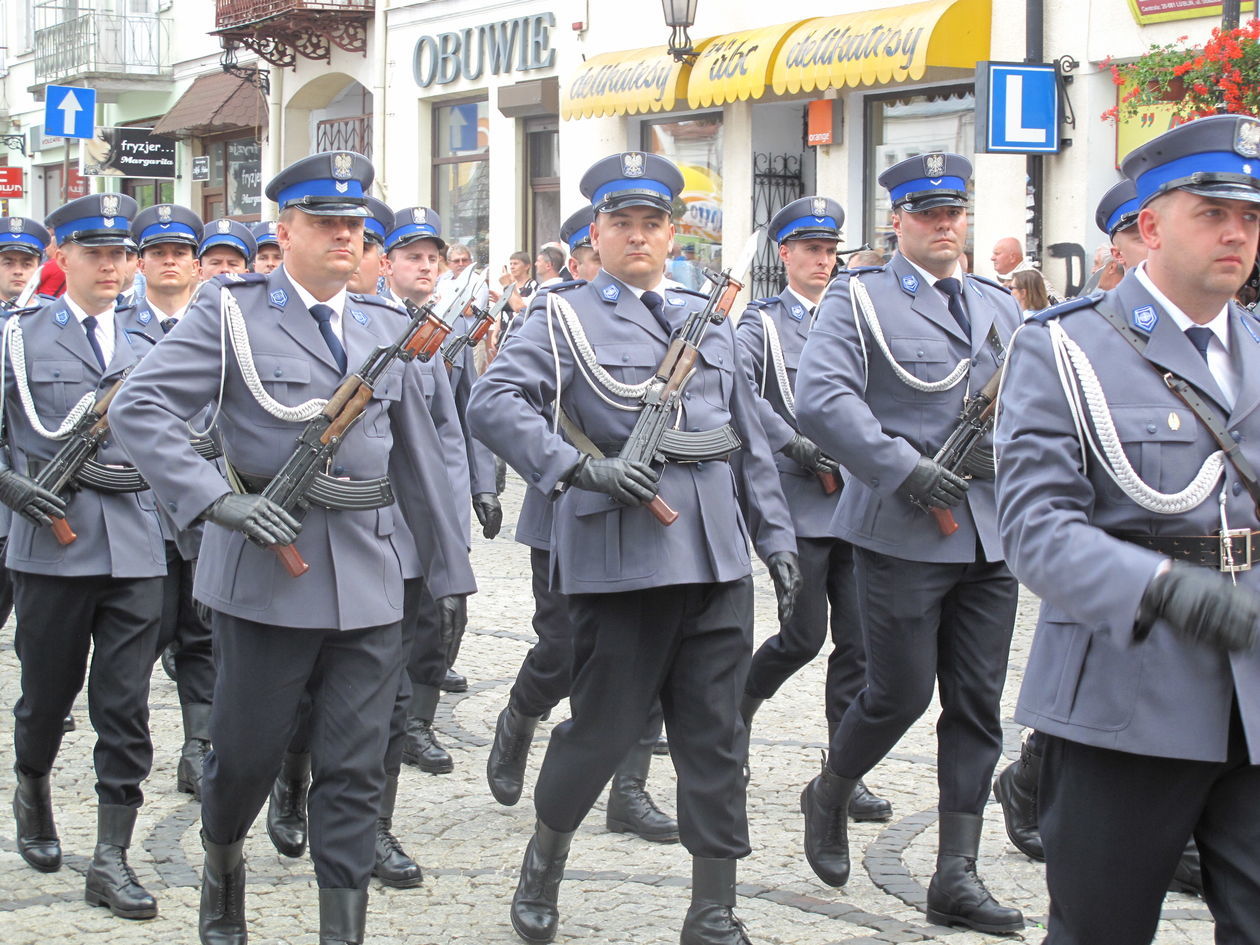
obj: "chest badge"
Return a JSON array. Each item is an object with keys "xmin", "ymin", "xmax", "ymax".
[{"xmin": 1168, "ymin": 411, "xmax": 1181, "ymax": 432}]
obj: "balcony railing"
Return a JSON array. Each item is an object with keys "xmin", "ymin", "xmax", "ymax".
[
  {"xmin": 316, "ymin": 114, "xmax": 372, "ymax": 159},
  {"xmin": 216, "ymin": 0, "xmax": 372, "ymax": 31},
  {"xmin": 34, "ymin": 6, "xmax": 170, "ymax": 85},
  {"xmin": 214, "ymin": 0, "xmax": 372, "ymax": 65}
]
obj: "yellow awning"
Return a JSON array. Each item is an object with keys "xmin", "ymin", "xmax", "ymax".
[
  {"xmin": 771, "ymin": 0, "xmax": 991, "ymax": 95},
  {"xmin": 686, "ymin": 22, "xmax": 805, "ymax": 108},
  {"xmin": 562, "ymin": 46, "xmax": 690, "ymax": 120}
]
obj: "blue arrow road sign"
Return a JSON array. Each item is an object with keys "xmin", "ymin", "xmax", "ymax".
[
  {"xmin": 976, "ymin": 62, "xmax": 1060, "ymax": 155},
  {"xmin": 44, "ymin": 85, "xmax": 96, "ymax": 139}
]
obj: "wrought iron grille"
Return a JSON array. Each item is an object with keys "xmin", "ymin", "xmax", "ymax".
[
  {"xmin": 316, "ymin": 115, "xmax": 372, "ymax": 160},
  {"xmin": 750, "ymin": 152, "xmax": 803, "ymax": 300}
]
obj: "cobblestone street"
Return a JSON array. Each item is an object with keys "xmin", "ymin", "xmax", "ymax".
[{"xmin": 0, "ymin": 474, "xmax": 1215, "ymax": 945}]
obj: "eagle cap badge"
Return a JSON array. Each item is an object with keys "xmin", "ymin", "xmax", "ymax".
[
  {"xmin": 332, "ymin": 152, "xmax": 353, "ymax": 180},
  {"xmin": 924, "ymin": 153, "xmax": 946, "ymax": 177},
  {"xmin": 812, "ymin": 197, "xmax": 827, "ymax": 217},
  {"xmin": 8, "ymin": 218, "xmax": 21, "ymax": 233},
  {"xmin": 1235, "ymin": 118, "xmax": 1260, "ymax": 158},
  {"xmin": 622, "ymin": 152, "xmax": 646, "ymax": 178},
  {"xmin": 217, "ymin": 219, "xmax": 232, "ymax": 234},
  {"xmin": 157, "ymin": 205, "xmax": 172, "ymax": 223},
  {"xmin": 101, "ymin": 194, "xmax": 120, "ymax": 217}
]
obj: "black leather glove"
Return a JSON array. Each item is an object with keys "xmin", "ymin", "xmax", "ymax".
[
  {"xmin": 201, "ymin": 493, "xmax": 301, "ymax": 546},
  {"xmin": 0, "ymin": 468, "xmax": 65, "ymax": 526},
  {"xmin": 437, "ymin": 594, "xmax": 468, "ymax": 666},
  {"xmin": 472, "ymin": 492, "xmax": 503, "ymax": 539},
  {"xmin": 959, "ymin": 444, "xmax": 995, "ymax": 480},
  {"xmin": 1136, "ymin": 561, "xmax": 1260, "ymax": 651},
  {"xmin": 570, "ymin": 456, "xmax": 659, "ymax": 507},
  {"xmin": 767, "ymin": 551, "xmax": 802, "ymax": 624},
  {"xmin": 780, "ymin": 433, "xmax": 840, "ymax": 475},
  {"xmin": 899, "ymin": 457, "xmax": 969, "ymax": 509}
]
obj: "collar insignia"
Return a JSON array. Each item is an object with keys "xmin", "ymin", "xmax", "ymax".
[
  {"xmin": 602, "ymin": 283, "xmax": 620, "ymax": 301},
  {"xmin": 622, "ymin": 152, "xmax": 646, "ymax": 178},
  {"xmin": 332, "ymin": 152, "xmax": 353, "ymax": 180},
  {"xmin": 924, "ymin": 153, "xmax": 946, "ymax": 177},
  {"xmin": 1132, "ymin": 304, "xmax": 1158, "ymax": 332},
  {"xmin": 789, "ymin": 303, "xmax": 805, "ymax": 321},
  {"xmin": 901, "ymin": 273, "xmax": 919, "ymax": 293},
  {"xmin": 1236, "ymin": 119, "xmax": 1260, "ymax": 158},
  {"xmin": 137, "ymin": 309, "xmax": 152, "ymax": 325},
  {"xmin": 54, "ymin": 309, "xmax": 69, "ymax": 326},
  {"xmin": 270, "ymin": 289, "xmax": 288, "ymax": 307},
  {"xmin": 351, "ymin": 308, "xmax": 369, "ymax": 325}
]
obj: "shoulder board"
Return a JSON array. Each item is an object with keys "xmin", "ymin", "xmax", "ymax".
[
  {"xmin": 210, "ymin": 272, "xmax": 267, "ymax": 288},
  {"xmin": 539, "ymin": 279, "xmax": 587, "ymax": 294},
  {"xmin": 125, "ymin": 328, "xmax": 161, "ymax": 346},
  {"xmin": 1030, "ymin": 292, "xmax": 1103, "ymax": 324},
  {"xmin": 966, "ymin": 273, "xmax": 1012, "ymax": 294},
  {"xmin": 35, "ymin": 293, "xmax": 55, "ymax": 302},
  {"xmin": 846, "ymin": 265, "xmax": 885, "ymax": 274},
  {"xmin": 347, "ymin": 292, "xmax": 396, "ymax": 308},
  {"xmin": 746, "ymin": 297, "xmax": 776, "ymax": 309},
  {"xmin": 671, "ymin": 286, "xmax": 708, "ymax": 300}
]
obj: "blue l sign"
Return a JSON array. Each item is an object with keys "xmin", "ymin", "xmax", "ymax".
[
  {"xmin": 44, "ymin": 85, "xmax": 96, "ymax": 139},
  {"xmin": 975, "ymin": 62, "xmax": 1060, "ymax": 154}
]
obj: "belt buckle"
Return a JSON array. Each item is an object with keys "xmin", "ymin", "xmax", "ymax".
[{"xmin": 1220, "ymin": 528, "xmax": 1253, "ymax": 573}]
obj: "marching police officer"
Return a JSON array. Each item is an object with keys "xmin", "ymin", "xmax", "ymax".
[
  {"xmin": 110, "ymin": 151, "xmax": 476, "ymax": 945},
  {"xmin": 470, "ymin": 152, "xmax": 800, "ymax": 945},
  {"xmin": 795, "ymin": 154, "xmax": 1024, "ymax": 933},
  {"xmin": 129, "ymin": 202, "xmax": 220, "ymax": 799},
  {"xmin": 0, "ymin": 217, "xmax": 48, "ymax": 307},
  {"xmin": 197, "ymin": 219, "xmax": 256, "ymax": 279},
  {"xmin": 734, "ymin": 196, "xmax": 890, "ymax": 821},
  {"xmin": 251, "ymin": 221, "xmax": 283, "ymax": 275},
  {"xmin": 996, "ymin": 114, "xmax": 1260, "ymax": 944},
  {"xmin": 483, "ymin": 205, "xmax": 679, "ymax": 846},
  {"xmin": 3, "ymin": 193, "xmax": 165, "ymax": 919}
]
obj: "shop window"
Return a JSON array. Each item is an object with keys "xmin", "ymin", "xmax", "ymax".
[
  {"xmin": 198, "ymin": 134, "xmax": 261, "ymax": 222},
  {"xmin": 864, "ymin": 85, "xmax": 975, "ymax": 260},
  {"xmin": 526, "ymin": 119, "xmax": 558, "ymax": 259},
  {"xmin": 643, "ymin": 113, "xmax": 723, "ymax": 279},
  {"xmin": 121, "ymin": 178, "xmax": 174, "ymax": 210},
  {"xmin": 432, "ymin": 98, "xmax": 489, "ymax": 264}
]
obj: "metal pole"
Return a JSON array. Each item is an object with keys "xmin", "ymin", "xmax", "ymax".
[
  {"xmin": 1222, "ymin": 0, "xmax": 1241, "ymax": 30},
  {"xmin": 1025, "ymin": 0, "xmax": 1045, "ymax": 265}
]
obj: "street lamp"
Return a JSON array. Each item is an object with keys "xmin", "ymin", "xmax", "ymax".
[{"xmin": 662, "ymin": 0, "xmax": 698, "ymax": 64}]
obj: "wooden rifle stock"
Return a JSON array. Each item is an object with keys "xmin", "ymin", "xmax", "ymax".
[
  {"xmin": 51, "ymin": 518, "xmax": 76, "ymax": 545},
  {"xmin": 273, "ymin": 542, "xmax": 310, "ymax": 577},
  {"xmin": 931, "ymin": 507, "xmax": 960, "ymax": 536},
  {"xmin": 816, "ymin": 471, "xmax": 839, "ymax": 495},
  {"xmin": 645, "ymin": 495, "xmax": 678, "ymax": 526}
]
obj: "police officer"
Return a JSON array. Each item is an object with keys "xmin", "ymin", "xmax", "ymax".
[
  {"xmin": 110, "ymin": 151, "xmax": 476, "ymax": 945},
  {"xmin": 469, "ymin": 152, "xmax": 800, "ymax": 945},
  {"xmin": 483, "ymin": 205, "xmax": 679, "ymax": 846},
  {"xmin": 129, "ymin": 203, "xmax": 220, "ymax": 799},
  {"xmin": 795, "ymin": 154, "xmax": 1023, "ymax": 933},
  {"xmin": 996, "ymin": 114, "xmax": 1260, "ymax": 944},
  {"xmin": 734, "ymin": 196, "xmax": 890, "ymax": 822},
  {"xmin": 251, "ymin": 221, "xmax": 283, "ymax": 275},
  {"xmin": 3, "ymin": 193, "xmax": 164, "ymax": 919},
  {"xmin": 0, "ymin": 217, "xmax": 49, "ymax": 306},
  {"xmin": 197, "ymin": 219, "xmax": 256, "ymax": 278}
]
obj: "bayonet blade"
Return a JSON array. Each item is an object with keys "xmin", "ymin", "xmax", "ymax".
[{"xmin": 730, "ymin": 228, "xmax": 763, "ymax": 282}]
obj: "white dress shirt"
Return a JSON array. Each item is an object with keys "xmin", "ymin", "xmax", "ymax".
[{"xmin": 64, "ymin": 294, "xmax": 116, "ymax": 367}]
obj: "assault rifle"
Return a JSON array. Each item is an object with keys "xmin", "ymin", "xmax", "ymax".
[
  {"xmin": 442, "ymin": 289, "xmax": 510, "ymax": 371},
  {"xmin": 618, "ymin": 230, "xmax": 762, "ymax": 526},
  {"xmin": 920, "ymin": 367, "xmax": 1003, "ymax": 536},
  {"xmin": 256, "ymin": 297, "xmax": 453, "ymax": 577}
]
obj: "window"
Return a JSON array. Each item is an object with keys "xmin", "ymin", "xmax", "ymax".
[
  {"xmin": 864, "ymin": 86, "xmax": 976, "ymax": 258},
  {"xmin": 121, "ymin": 178, "xmax": 173, "ymax": 209},
  {"xmin": 198, "ymin": 134, "xmax": 261, "ymax": 222},
  {"xmin": 642, "ymin": 113, "xmax": 723, "ymax": 273},
  {"xmin": 526, "ymin": 118, "xmax": 558, "ymax": 258},
  {"xmin": 432, "ymin": 98, "xmax": 489, "ymax": 264}
]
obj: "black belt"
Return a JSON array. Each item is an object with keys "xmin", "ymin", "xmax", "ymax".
[
  {"xmin": 1111, "ymin": 531, "xmax": 1258, "ymax": 573},
  {"xmin": 236, "ymin": 471, "xmax": 395, "ymax": 512}
]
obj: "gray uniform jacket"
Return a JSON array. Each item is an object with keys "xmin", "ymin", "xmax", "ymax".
[
  {"xmin": 796, "ymin": 254, "xmax": 1020, "ymax": 563},
  {"xmin": 735, "ymin": 291, "xmax": 839, "ymax": 539},
  {"xmin": 468, "ymin": 271, "xmax": 796, "ymax": 595},
  {"xmin": 2, "ymin": 297, "xmax": 166, "ymax": 578},
  {"xmin": 996, "ymin": 273, "xmax": 1260, "ymax": 763},
  {"xmin": 110, "ymin": 268, "xmax": 476, "ymax": 630}
]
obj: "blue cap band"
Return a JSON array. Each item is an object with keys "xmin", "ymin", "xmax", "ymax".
[
  {"xmin": 0, "ymin": 233, "xmax": 44, "ymax": 252},
  {"xmin": 889, "ymin": 176, "xmax": 967, "ymax": 204},
  {"xmin": 1133, "ymin": 151, "xmax": 1257, "ymax": 205},
  {"xmin": 1105, "ymin": 202, "xmax": 1140, "ymax": 235},
  {"xmin": 200, "ymin": 235, "xmax": 250, "ymax": 258},
  {"xmin": 275, "ymin": 178, "xmax": 367, "ymax": 209},
  {"xmin": 365, "ymin": 218, "xmax": 386, "ymax": 241},
  {"xmin": 566, "ymin": 225, "xmax": 591, "ymax": 252},
  {"xmin": 592, "ymin": 178, "xmax": 673, "ymax": 207},
  {"xmin": 54, "ymin": 216, "xmax": 130, "ymax": 244},
  {"xmin": 385, "ymin": 223, "xmax": 440, "ymax": 252},
  {"xmin": 139, "ymin": 222, "xmax": 198, "ymax": 245},
  {"xmin": 775, "ymin": 214, "xmax": 839, "ymax": 243}
]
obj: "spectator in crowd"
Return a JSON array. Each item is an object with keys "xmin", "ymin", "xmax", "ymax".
[
  {"xmin": 441, "ymin": 243, "xmax": 475, "ymax": 282},
  {"xmin": 846, "ymin": 249, "xmax": 886, "ymax": 268},
  {"xmin": 990, "ymin": 236, "xmax": 1061, "ymax": 303},
  {"xmin": 667, "ymin": 243, "xmax": 702, "ymax": 290},
  {"xmin": 497, "ymin": 251, "xmax": 537, "ymax": 314},
  {"xmin": 1009, "ymin": 269, "xmax": 1050, "ymax": 316},
  {"xmin": 36, "ymin": 250, "xmax": 65, "ymax": 298},
  {"xmin": 534, "ymin": 245, "xmax": 565, "ymax": 289}
]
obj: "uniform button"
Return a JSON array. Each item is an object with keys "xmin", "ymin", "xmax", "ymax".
[
  {"xmin": 52, "ymin": 369, "xmax": 61, "ymax": 378},
  {"xmin": 274, "ymin": 368, "xmax": 283, "ymax": 377},
  {"xmin": 684, "ymin": 392, "xmax": 691, "ymax": 400},
  {"xmin": 916, "ymin": 349, "xmax": 924, "ymax": 358},
  {"xmin": 332, "ymin": 465, "xmax": 345, "ymax": 477},
  {"xmin": 871, "ymin": 477, "xmax": 879, "ymax": 487},
  {"xmin": 531, "ymin": 472, "xmax": 540, "ymax": 483},
  {"xmin": 622, "ymin": 354, "xmax": 629, "ymax": 363},
  {"xmin": 1234, "ymin": 481, "xmax": 1244, "ymax": 496},
  {"xmin": 696, "ymin": 462, "xmax": 704, "ymax": 469},
  {"xmin": 102, "ymin": 440, "xmax": 110, "ymax": 448},
  {"xmin": 1232, "ymin": 430, "xmax": 1243, "ymax": 442},
  {"xmin": 718, "ymin": 355, "xmax": 724, "ymax": 364},
  {"xmin": 1145, "ymin": 423, "xmax": 1157, "ymax": 434},
  {"xmin": 168, "ymin": 501, "xmax": 178, "ymax": 512}
]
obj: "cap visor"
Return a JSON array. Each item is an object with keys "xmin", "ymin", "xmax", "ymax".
[
  {"xmin": 0, "ymin": 245, "xmax": 43, "ymax": 257},
  {"xmin": 139, "ymin": 235, "xmax": 199, "ymax": 251},
  {"xmin": 780, "ymin": 228, "xmax": 840, "ymax": 243},
  {"xmin": 293, "ymin": 203, "xmax": 371, "ymax": 217},
  {"xmin": 390, "ymin": 233, "xmax": 447, "ymax": 254},
  {"xmin": 69, "ymin": 233, "xmax": 135, "ymax": 247},
  {"xmin": 1179, "ymin": 182, "xmax": 1260, "ymax": 205},
  {"xmin": 596, "ymin": 194, "xmax": 673, "ymax": 214},
  {"xmin": 899, "ymin": 194, "xmax": 967, "ymax": 212}
]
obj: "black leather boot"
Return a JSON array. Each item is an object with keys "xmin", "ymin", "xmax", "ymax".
[
  {"xmin": 199, "ymin": 833, "xmax": 246, "ymax": 945},
  {"xmin": 178, "ymin": 703, "xmax": 213, "ymax": 800},
  {"xmin": 487, "ymin": 701, "xmax": 540, "ymax": 805},
  {"xmin": 991, "ymin": 738, "xmax": 1044, "ymax": 861},
  {"xmin": 372, "ymin": 775, "xmax": 423, "ymax": 888},
  {"xmin": 800, "ymin": 757, "xmax": 855, "ymax": 887},
  {"xmin": 606, "ymin": 743, "xmax": 679, "ymax": 843},
  {"xmin": 84, "ymin": 804, "xmax": 158, "ymax": 919},
  {"xmin": 848, "ymin": 779, "xmax": 893, "ymax": 822},
  {"xmin": 402, "ymin": 684, "xmax": 453, "ymax": 774},
  {"xmin": 926, "ymin": 812, "xmax": 1024, "ymax": 934},
  {"xmin": 319, "ymin": 888, "xmax": 368, "ymax": 945},
  {"xmin": 510, "ymin": 822, "xmax": 574, "ymax": 944},
  {"xmin": 1169, "ymin": 838, "xmax": 1203, "ymax": 896},
  {"xmin": 13, "ymin": 766, "xmax": 60, "ymax": 872},
  {"xmin": 160, "ymin": 644, "xmax": 178, "ymax": 681},
  {"xmin": 680, "ymin": 857, "xmax": 752, "ymax": 945},
  {"xmin": 266, "ymin": 751, "xmax": 311, "ymax": 858},
  {"xmin": 440, "ymin": 668, "xmax": 468, "ymax": 693}
]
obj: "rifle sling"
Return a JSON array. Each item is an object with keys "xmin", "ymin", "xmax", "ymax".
[{"xmin": 1092, "ymin": 297, "xmax": 1260, "ymax": 517}]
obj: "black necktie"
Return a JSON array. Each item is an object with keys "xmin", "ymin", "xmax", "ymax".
[
  {"xmin": 310, "ymin": 303, "xmax": 348, "ymax": 374},
  {"xmin": 935, "ymin": 277, "xmax": 971, "ymax": 335},
  {"xmin": 1185, "ymin": 325, "xmax": 1214, "ymax": 362},
  {"xmin": 81, "ymin": 315, "xmax": 106, "ymax": 370},
  {"xmin": 640, "ymin": 290, "xmax": 672, "ymax": 336}
]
